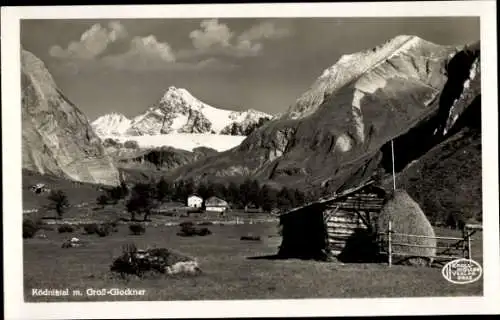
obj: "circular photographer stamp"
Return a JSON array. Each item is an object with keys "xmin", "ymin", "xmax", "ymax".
[{"xmin": 441, "ymin": 258, "xmax": 482, "ymax": 284}]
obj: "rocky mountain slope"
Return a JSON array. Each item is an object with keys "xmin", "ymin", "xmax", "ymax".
[
  {"xmin": 21, "ymin": 50, "xmax": 121, "ymax": 186},
  {"xmin": 114, "ymin": 145, "xmax": 218, "ymax": 173},
  {"xmin": 92, "ymin": 87, "xmax": 273, "ymax": 137},
  {"xmin": 168, "ymin": 36, "xmax": 481, "ymax": 200},
  {"xmin": 91, "ymin": 112, "xmax": 132, "ymax": 136}
]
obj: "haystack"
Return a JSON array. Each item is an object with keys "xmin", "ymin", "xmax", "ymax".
[{"xmin": 376, "ymin": 189, "xmax": 436, "ymax": 266}]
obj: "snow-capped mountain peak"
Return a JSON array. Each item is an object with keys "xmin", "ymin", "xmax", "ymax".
[
  {"xmin": 93, "ymin": 87, "xmax": 273, "ymax": 139},
  {"xmin": 287, "ymin": 34, "xmax": 452, "ymax": 120},
  {"xmin": 92, "ymin": 112, "xmax": 131, "ymax": 136}
]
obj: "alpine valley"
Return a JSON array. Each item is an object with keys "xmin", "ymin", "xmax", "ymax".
[{"xmin": 21, "ymin": 34, "xmax": 481, "ymax": 223}]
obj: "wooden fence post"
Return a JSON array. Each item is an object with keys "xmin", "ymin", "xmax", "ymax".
[
  {"xmin": 388, "ymin": 221, "xmax": 392, "ymax": 267},
  {"xmin": 467, "ymin": 230, "xmax": 472, "ymax": 260}
]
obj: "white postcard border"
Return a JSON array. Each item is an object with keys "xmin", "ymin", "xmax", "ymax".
[{"xmin": 2, "ymin": 1, "xmax": 498, "ymax": 318}]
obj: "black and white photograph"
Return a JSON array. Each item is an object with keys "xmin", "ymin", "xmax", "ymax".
[{"xmin": 2, "ymin": 1, "xmax": 499, "ymax": 318}]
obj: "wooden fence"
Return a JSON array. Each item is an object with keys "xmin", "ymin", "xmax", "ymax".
[{"xmin": 378, "ymin": 222, "xmax": 482, "ymax": 267}]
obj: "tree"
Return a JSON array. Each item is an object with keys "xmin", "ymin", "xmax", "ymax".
[
  {"xmin": 248, "ymin": 180, "xmax": 261, "ymax": 206},
  {"xmin": 126, "ymin": 183, "xmax": 154, "ymax": 221},
  {"xmin": 239, "ymin": 178, "xmax": 254, "ymax": 207},
  {"xmin": 184, "ymin": 179, "xmax": 196, "ymax": 199},
  {"xmin": 293, "ymin": 189, "xmax": 305, "ymax": 206},
  {"xmin": 212, "ymin": 182, "xmax": 227, "ymax": 199},
  {"xmin": 227, "ymin": 181, "xmax": 240, "ymax": 208},
  {"xmin": 173, "ymin": 180, "xmax": 185, "ymax": 202},
  {"xmin": 96, "ymin": 194, "xmax": 109, "ymax": 207},
  {"xmin": 277, "ymin": 187, "xmax": 292, "ymax": 210},
  {"xmin": 47, "ymin": 190, "xmax": 69, "ymax": 219},
  {"xmin": 106, "ymin": 182, "xmax": 129, "ymax": 204},
  {"xmin": 258, "ymin": 185, "xmax": 278, "ymax": 212},
  {"xmin": 196, "ymin": 181, "xmax": 210, "ymax": 200},
  {"xmin": 156, "ymin": 178, "xmax": 172, "ymax": 202}
]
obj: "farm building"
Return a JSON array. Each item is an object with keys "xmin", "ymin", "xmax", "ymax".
[
  {"xmin": 278, "ymin": 180, "xmax": 387, "ymax": 261},
  {"xmin": 205, "ymin": 196, "xmax": 229, "ymax": 213},
  {"xmin": 187, "ymin": 194, "xmax": 203, "ymax": 208}
]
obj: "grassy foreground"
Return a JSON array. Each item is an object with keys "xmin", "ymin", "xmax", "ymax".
[{"xmin": 24, "ymin": 223, "xmax": 483, "ymax": 302}]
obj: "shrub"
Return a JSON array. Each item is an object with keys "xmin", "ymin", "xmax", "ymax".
[
  {"xmin": 110, "ymin": 244, "xmax": 201, "ymax": 277},
  {"xmin": 197, "ymin": 228, "xmax": 212, "ymax": 236},
  {"xmin": 96, "ymin": 194, "xmax": 109, "ymax": 207},
  {"xmin": 96, "ymin": 224, "xmax": 111, "ymax": 237},
  {"xmin": 124, "ymin": 140, "xmax": 139, "ymax": 149},
  {"xmin": 58, "ymin": 224, "xmax": 74, "ymax": 233},
  {"xmin": 23, "ymin": 219, "xmax": 41, "ymax": 239},
  {"xmin": 240, "ymin": 235, "xmax": 261, "ymax": 241},
  {"xmin": 129, "ymin": 223, "xmax": 146, "ymax": 235},
  {"xmin": 198, "ymin": 221, "xmax": 213, "ymax": 226},
  {"xmin": 104, "ymin": 220, "xmax": 119, "ymax": 232},
  {"xmin": 177, "ymin": 224, "xmax": 211, "ymax": 237},
  {"xmin": 103, "ymin": 138, "xmax": 120, "ymax": 147},
  {"xmin": 83, "ymin": 223, "xmax": 99, "ymax": 235},
  {"xmin": 179, "ymin": 221, "xmax": 194, "ymax": 228},
  {"xmin": 376, "ymin": 189, "xmax": 437, "ymax": 267}
]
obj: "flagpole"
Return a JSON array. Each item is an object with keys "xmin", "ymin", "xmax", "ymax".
[{"xmin": 391, "ymin": 139, "xmax": 396, "ymax": 192}]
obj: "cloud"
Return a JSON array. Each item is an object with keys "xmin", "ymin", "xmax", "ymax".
[
  {"xmin": 49, "ymin": 21, "xmax": 127, "ymax": 60},
  {"xmin": 102, "ymin": 35, "xmax": 176, "ymax": 69},
  {"xmin": 184, "ymin": 19, "xmax": 292, "ymax": 58},
  {"xmin": 189, "ymin": 19, "xmax": 234, "ymax": 50},
  {"xmin": 48, "ymin": 19, "xmax": 287, "ymax": 72},
  {"xmin": 237, "ymin": 21, "xmax": 291, "ymax": 43}
]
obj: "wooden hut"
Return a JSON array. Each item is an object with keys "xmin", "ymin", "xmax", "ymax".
[{"xmin": 278, "ymin": 180, "xmax": 387, "ymax": 261}]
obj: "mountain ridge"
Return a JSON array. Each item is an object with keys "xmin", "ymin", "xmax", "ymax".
[
  {"xmin": 167, "ymin": 35, "xmax": 480, "ymax": 197},
  {"xmin": 92, "ymin": 86, "xmax": 273, "ymax": 137}
]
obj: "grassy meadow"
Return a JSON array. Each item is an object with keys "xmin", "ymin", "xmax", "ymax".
[{"xmin": 24, "ymin": 221, "xmax": 483, "ymax": 302}]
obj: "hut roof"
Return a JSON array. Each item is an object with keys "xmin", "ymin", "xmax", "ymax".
[
  {"xmin": 280, "ymin": 180, "xmax": 386, "ymax": 218},
  {"xmin": 205, "ymin": 196, "xmax": 229, "ymax": 207},
  {"xmin": 188, "ymin": 194, "xmax": 202, "ymax": 199}
]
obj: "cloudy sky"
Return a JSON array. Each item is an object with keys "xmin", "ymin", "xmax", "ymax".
[{"xmin": 21, "ymin": 17, "xmax": 479, "ymax": 121}]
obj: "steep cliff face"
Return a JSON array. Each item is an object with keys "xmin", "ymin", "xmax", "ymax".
[
  {"xmin": 21, "ymin": 50, "xmax": 120, "ymax": 186},
  {"xmin": 169, "ymin": 36, "xmax": 480, "ymax": 195}
]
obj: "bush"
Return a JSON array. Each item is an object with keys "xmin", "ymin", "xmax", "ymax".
[
  {"xmin": 110, "ymin": 243, "xmax": 201, "ymax": 277},
  {"xmin": 179, "ymin": 221, "xmax": 195, "ymax": 228},
  {"xmin": 58, "ymin": 224, "xmax": 74, "ymax": 233},
  {"xmin": 198, "ymin": 221, "xmax": 213, "ymax": 226},
  {"xmin": 23, "ymin": 219, "xmax": 41, "ymax": 239},
  {"xmin": 124, "ymin": 140, "xmax": 139, "ymax": 149},
  {"xmin": 240, "ymin": 235, "xmax": 261, "ymax": 241},
  {"xmin": 96, "ymin": 224, "xmax": 112, "ymax": 237},
  {"xmin": 129, "ymin": 223, "xmax": 146, "ymax": 235},
  {"xmin": 104, "ymin": 220, "xmax": 119, "ymax": 232},
  {"xmin": 177, "ymin": 224, "xmax": 211, "ymax": 237},
  {"xmin": 83, "ymin": 223, "xmax": 99, "ymax": 235},
  {"xmin": 96, "ymin": 194, "xmax": 109, "ymax": 206},
  {"xmin": 197, "ymin": 228, "xmax": 212, "ymax": 236},
  {"xmin": 103, "ymin": 138, "xmax": 120, "ymax": 147}
]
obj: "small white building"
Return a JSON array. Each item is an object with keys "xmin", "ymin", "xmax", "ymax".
[
  {"xmin": 187, "ymin": 194, "xmax": 203, "ymax": 208},
  {"xmin": 205, "ymin": 196, "xmax": 230, "ymax": 213}
]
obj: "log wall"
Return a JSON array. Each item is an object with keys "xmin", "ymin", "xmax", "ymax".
[{"xmin": 323, "ymin": 192, "xmax": 385, "ymax": 256}]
